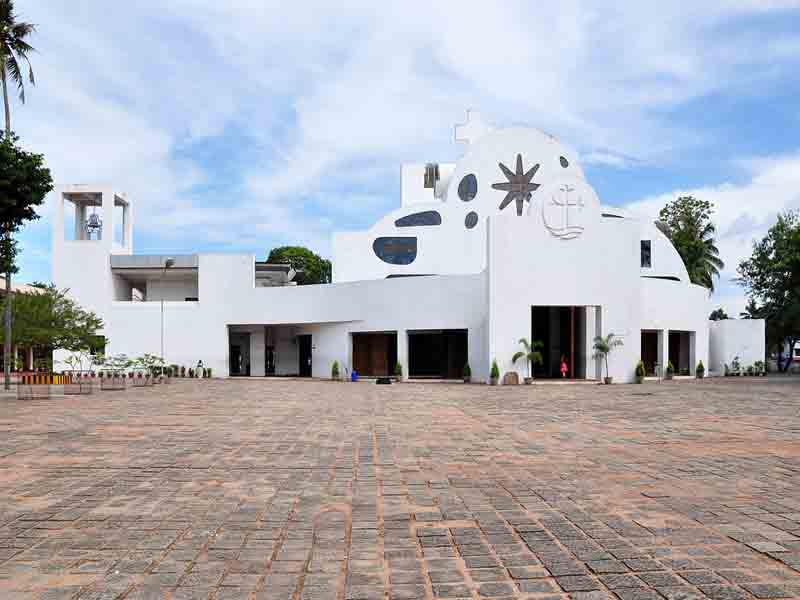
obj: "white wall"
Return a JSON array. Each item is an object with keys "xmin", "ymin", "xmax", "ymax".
[
  {"xmin": 145, "ymin": 277, "xmax": 199, "ymax": 301},
  {"xmin": 709, "ymin": 319, "xmax": 766, "ymax": 374},
  {"xmin": 640, "ymin": 279, "xmax": 711, "ymax": 375}
]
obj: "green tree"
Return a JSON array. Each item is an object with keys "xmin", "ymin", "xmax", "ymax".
[
  {"xmin": 658, "ymin": 196, "xmax": 724, "ymax": 291},
  {"xmin": 0, "ymin": 134, "xmax": 53, "ymax": 388},
  {"xmin": 267, "ymin": 246, "xmax": 332, "ymax": 284},
  {"xmin": 709, "ymin": 307, "xmax": 728, "ymax": 321},
  {"xmin": 0, "ymin": 284, "xmax": 104, "ymax": 352},
  {"xmin": 737, "ymin": 210, "xmax": 800, "ymax": 371},
  {"xmin": 1, "ymin": 0, "xmax": 36, "ymax": 136}
]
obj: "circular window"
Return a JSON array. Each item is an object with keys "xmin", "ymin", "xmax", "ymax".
[
  {"xmin": 458, "ymin": 174, "xmax": 478, "ymax": 202},
  {"xmin": 559, "ymin": 156, "xmax": 569, "ymax": 168},
  {"xmin": 465, "ymin": 211, "xmax": 478, "ymax": 229}
]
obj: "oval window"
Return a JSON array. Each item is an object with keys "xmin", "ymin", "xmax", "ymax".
[
  {"xmin": 394, "ymin": 210, "xmax": 442, "ymax": 227},
  {"xmin": 560, "ymin": 156, "xmax": 569, "ymax": 168},
  {"xmin": 373, "ymin": 237, "xmax": 417, "ymax": 265},
  {"xmin": 465, "ymin": 212, "xmax": 478, "ymax": 229},
  {"xmin": 458, "ymin": 174, "xmax": 478, "ymax": 202}
]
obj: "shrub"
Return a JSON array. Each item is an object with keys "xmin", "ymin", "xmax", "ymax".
[
  {"xmin": 666, "ymin": 360, "xmax": 674, "ymax": 375},
  {"xmin": 463, "ymin": 363, "xmax": 471, "ymax": 378},
  {"xmin": 754, "ymin": 360, "xmax": 765, "ymax": 373},
  {"xmin": 635, "ymin": 361, "xmax": 646, "ymax": 378},
  {"xmin": 490, "ymin": 360, "xmax": 500, "ymax": 380},
  {"xmin": 331, "ymin": 361, "xmax": 340, "ymax": 380},
  {"xmin": 696, "ymin": 360, "xmax": 705, "ymax": 375},
  {"xmin": 393, "ymin": 362, "xmax": 402, "ymax": 377},
  {"xmin": 188, "ymin": 368, "xmax": 195, "ymax": 378},
  {"xmin": 180, "ymin": 366, "xmax": 186, "ymax": 378}
]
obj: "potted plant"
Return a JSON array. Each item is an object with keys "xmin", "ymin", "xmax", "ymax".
[
  {"xmin": 696, "ymin": 360, "xmax": 705, "ymax": 379},
  {"xmin": 593, "ymin": 333, "xmax": 623, "ymax": 385},
  {"xmin": 635, "ymin": 360, "xmax": 646, "ymax": 384},
  {"xmin": 512, "ymin": 338, "xmax": 543, "ymax": 385},
  {"xmin": 462, "ymin": 363, "xmax": 471, "ymax": 384},
  {"xmin": 665, "ymin": 360, "xmax": 674, "ymax": 381},
  {"xmin": 331, "ymin": 361, "xmax": 340, "ymax": 381},
  {"xmin": 490, "ymin": 360, "xmax": 500, "ymax": 386},
  {"xmin": 731, "ymin": 356, "xmax": 741, "ymax": 376},
  {"xmin": 754, "ymin": 360, "xmax": 766, "ymax": 376}
]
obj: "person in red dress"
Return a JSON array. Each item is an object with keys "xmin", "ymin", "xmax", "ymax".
[{"xmin": 560, "ymin": 355, "xmax": 568, "ymax": 379}]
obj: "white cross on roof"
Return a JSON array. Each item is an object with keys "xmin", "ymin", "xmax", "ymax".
[{"xmin": 455, "ymin": 110, "xmax": 493, "ymax": 146}]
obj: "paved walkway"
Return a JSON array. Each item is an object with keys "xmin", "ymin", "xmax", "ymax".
[{"xmin": 1, "ymin": 377, "xmax": 799, "ymax": 599}]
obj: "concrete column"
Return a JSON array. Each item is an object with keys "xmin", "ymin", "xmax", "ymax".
[
  {"xmin": 123, "ymin": 202, "xmax": 134, "ymax": 252},
  {"xmin": 657, "ymin": 329, "xmax": 666, "ymax": 377},
  {"xmin": 397, "ymin": 330, "xmax": 408, "ymax": 381},
  {"xmin": 27, "ymin": 347, "xmax": 34, "ymax": 371},
  {"xmin": 75, "ymin": 203, "xmax": 86, "ymax": 240},
  {"xmin": 250, "ymin": 327, "xmax": 265, "ymax": 377}
]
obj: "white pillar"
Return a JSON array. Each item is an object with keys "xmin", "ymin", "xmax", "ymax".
[
  {"xmin": 250, "ymin": 327, "xmax": 265, "ymax": 377},
  {"xmin": 397, "ymin": 330, "xmax": 408, "ymax": 381}
]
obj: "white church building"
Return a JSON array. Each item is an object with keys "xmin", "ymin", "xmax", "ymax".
[{"xmin": 51, "ymin": 113, "xmax": 763, "ymax": 383}]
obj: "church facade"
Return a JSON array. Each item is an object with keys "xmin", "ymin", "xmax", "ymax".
[{"xmin": 51, "ymin": 113, "xmax": 762, "ymax": 382}]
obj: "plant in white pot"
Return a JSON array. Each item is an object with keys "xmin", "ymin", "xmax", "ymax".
[
  {"xmin": 593, "ymin": 333, "xmax": 623, "ymax": 385},
  {"xmin": 512, "ymin": 338, "xmax": 544, "ymax": 384},
  {"xmin": 489, "ymin": 360, "xmax": 500, "ymax": 386}
]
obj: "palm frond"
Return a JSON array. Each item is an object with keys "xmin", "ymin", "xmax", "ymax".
[
  {"xmin": 5, "ymin": 54, "xmax": 24, "ymax": 102},
  {"xmin": 511, "ymin": 351, "xmax": 525, "ymax": 364}
]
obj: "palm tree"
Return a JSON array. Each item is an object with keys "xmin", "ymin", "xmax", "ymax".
[
  {"xmin": 512, "ymin": 338, "xmax": 544, "ymax": 381},
  {"xmin": 1, "ymin": 0, "xmax": 36, "ymax": 136},
  {"xmin": 657, "ymin": 197, "xmax": 725, "ymax": 292},
  {"xmin": 0, "ymin": 1, "xmax": 36, "ymax": 389},
  {"xmin": 592, "ymin": 333, "xmax": 623, "ymax": 383}
]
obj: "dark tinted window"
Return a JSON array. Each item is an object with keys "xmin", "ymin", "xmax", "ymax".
[
  {"xmin": 560, "ymin": 156, "xmax": 569, "ymax": 168},
  {"xmin": 458, "ymin": 174, "xmax": 478, "ymax": 201},
  {"xmin": 465, "ymin": 211, "xmax": 478, "ymax": 229},
  {"xmin": 395, "ymin": 211, "xmax": 441, "ymax": 227},
  {"xmin": 373, "ymin": 237, "xmax": 417, "ymax": 265},
  {"xmin": 641, "ymin": 240, "xmax": 652, "ymax": 268}
]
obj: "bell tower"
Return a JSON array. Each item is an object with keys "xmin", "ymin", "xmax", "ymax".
[{"xmin": 51, "ymin": 185, "xmax": 134, "ymax": 308}]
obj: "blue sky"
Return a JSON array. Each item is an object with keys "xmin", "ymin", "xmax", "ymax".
[{"xmin": 9, "ymin": 0, "xmax": 800, "ymax": 315}]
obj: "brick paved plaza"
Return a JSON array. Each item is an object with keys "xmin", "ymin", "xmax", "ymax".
[{"xmin": 1, "ymin": 378, "xmax": 800, "ymax": 600}]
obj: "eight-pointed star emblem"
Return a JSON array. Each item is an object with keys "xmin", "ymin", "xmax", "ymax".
[{"xmin": 491, "ymin": 154, "xmax": 541, "ymax": 216}]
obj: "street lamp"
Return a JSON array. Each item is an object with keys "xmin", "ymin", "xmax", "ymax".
[{"xmin": 160, "ymin": 257, "xmax": 175, "ymax": 363}]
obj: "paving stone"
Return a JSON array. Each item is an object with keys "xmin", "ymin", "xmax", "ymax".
[{"xmin": 0, "ymin": 378, "xmax": 798, "ymax": 600}]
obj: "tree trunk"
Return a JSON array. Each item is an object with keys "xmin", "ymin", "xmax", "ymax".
[
  {"xmin": 3, "ymin": 269, "xmax": 9, "ymax": 390},
  {"xmin": 1, "ymin": 66, "xmax": 10, "ymax": 137},
  {"xmin": 1, "ymin": 67, "xmax": 11, "ymax": 390}
]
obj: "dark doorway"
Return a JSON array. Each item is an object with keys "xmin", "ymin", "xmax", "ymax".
[
  {"xmin": 352, "ymin": 332, "xmax": 397, "ymax": 377},
  {"xmin": 265, "ymin": 345, "xmax": 276, "ymax": 375},
  {"xmin": 668, "ymin": 331, "xmax": 692, "ymax": 375},
  {"xmin": 641, "ymin": 330, "xmax": 659, "ymax": 375},
  {"xmin": 408, "ymin": 330, "xmax": 468, "ymax": 379},
  {"xmin": 229, "ymin": 331, "xmax": 251, "ymax": 376},
  {"xmin": 298, "ymin": 335, "xmax": 312, "ymax": 377},
  {"xmin": 531, "ymin": 306, "xmax": 587, "ymax": 378}
]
